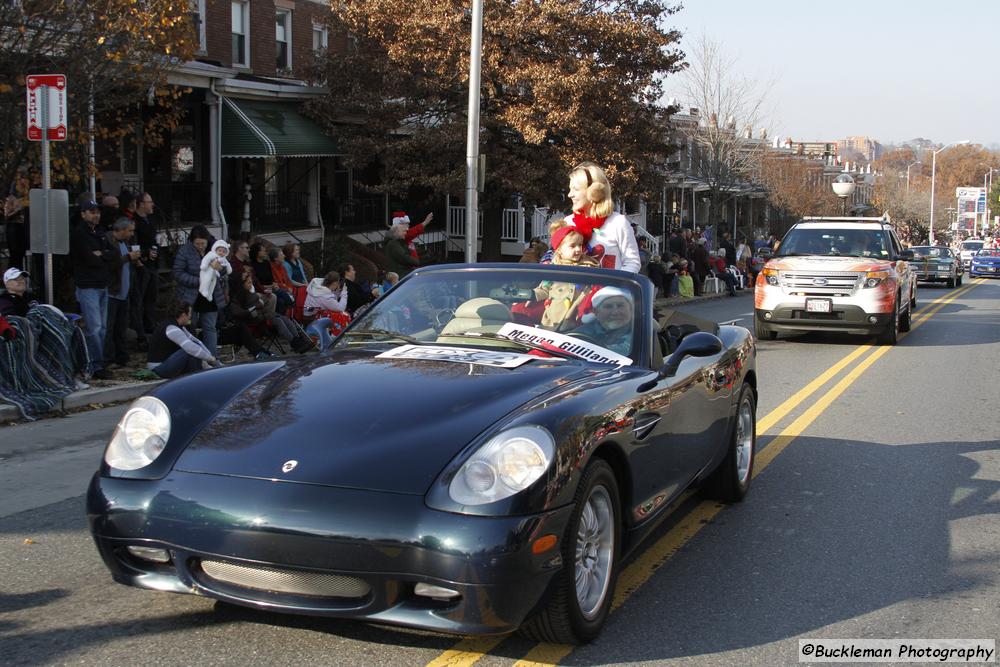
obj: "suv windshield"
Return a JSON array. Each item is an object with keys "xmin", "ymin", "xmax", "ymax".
[
  {"xmin": 777, "ymin": 228, "xmax": 890, "ymax": 259},
  {"xmin": 962, "ymin": 241, "xmax": 984, "ymax": 251}
]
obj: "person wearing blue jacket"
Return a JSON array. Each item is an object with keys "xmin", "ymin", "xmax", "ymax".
[{"xmin": 172, "ymin": 225, "xmax": 228, "ymax": 356}]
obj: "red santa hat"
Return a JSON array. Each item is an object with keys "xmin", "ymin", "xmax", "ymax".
[
  {"xmin": 389, "ymin": 211, "xmax": 410, "ymax": 228},
  {"xmin": 579, "ymin": 285, "xmax": 632, "ymax": 323}
]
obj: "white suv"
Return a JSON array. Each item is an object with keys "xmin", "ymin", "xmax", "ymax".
[{"xmin": 754, "ymin": 217, "xmax": 916, "ymax": 345}]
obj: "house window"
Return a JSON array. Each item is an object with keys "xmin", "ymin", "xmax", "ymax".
[
  {"xmin": 189, "ymin": 0, "xmax": 206, "ymax": 53},
  {"xmin": 312, "ymin": 24, "xmax": 328, "ymax": 52},
  {"xmin": 231, "ymin": 1, "xmax": 249, "ymax": 67},
  {"xmin": 276, "ymin": 9, "xmax": 292, "ymax": 71}
]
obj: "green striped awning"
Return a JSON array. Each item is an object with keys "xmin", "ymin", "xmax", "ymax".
[{"xmin": 221, "ymin": 97, "xmax": 341, "ymax": 158}]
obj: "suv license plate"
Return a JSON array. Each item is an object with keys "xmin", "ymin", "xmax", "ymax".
[{"xmin": 806, "ymin": 298, "xmax": 832, "ymax": 313}]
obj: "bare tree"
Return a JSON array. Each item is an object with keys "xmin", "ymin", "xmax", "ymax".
[{"xmin": 677, "ymin": 35, "xmax": 770, "ymax": 244}]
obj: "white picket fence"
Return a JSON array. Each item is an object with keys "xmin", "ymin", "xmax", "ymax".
[{"xmin": 447, "ymin": 206, "xmax": 523, "ymax": 241}]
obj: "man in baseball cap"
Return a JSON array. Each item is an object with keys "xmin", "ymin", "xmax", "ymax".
[{"xmin": 0, "ymin": 267, "xmax": 34, "ymax": 317}]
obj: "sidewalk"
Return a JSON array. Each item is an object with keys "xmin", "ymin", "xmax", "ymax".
[{"xmin": 0, "ymin": 378, "xmax": 165, "ymax": 424}]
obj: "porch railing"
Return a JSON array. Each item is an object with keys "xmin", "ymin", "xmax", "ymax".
[
  {"xmin": 447, "ymin": 206, "xmax": 523, "ymax": 242},
  {"xmin": 323, "ymin": 194, "xmax": 387, "ymax": 231},
  {"xmin": 223, "ymin": 190, "xmax": 312, "ymax": 235}
]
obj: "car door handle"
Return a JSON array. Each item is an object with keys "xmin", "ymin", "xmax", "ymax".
[{"xmin": 632, "ymin": 413, "xmax": 661, "ymax": 441}]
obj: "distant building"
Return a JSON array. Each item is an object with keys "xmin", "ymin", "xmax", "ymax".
[{"xmin": 838, "ymin": 136, "xmax": 884, "ymax": 162}]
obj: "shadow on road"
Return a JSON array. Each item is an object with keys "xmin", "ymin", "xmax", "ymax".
[{"xmin": 555, "ymin": 436, "xmax": 1000, "ymax": 664}]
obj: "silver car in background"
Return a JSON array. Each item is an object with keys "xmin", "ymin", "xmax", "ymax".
[{"xmin": 910, "ymin": 245, "xmax": 963, "ymax": 288}]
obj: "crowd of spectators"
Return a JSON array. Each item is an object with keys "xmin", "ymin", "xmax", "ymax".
[{"xmin": 0, "ymin": 188, "xmax": 439, "ymax": 415}]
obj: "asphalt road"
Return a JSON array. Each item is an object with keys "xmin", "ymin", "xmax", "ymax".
[{"xmin": 2, "ymin": 281, "xmax": 998, "ymax": 666}]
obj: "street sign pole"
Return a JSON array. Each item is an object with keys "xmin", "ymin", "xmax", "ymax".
[{"xmin": 40, "ymin": 85, "xmax": 54, "ymax": 305}]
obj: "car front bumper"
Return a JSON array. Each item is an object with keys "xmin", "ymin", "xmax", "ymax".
[
  {"xmin": 754, "ymin": 305, "xmax": 893, "ymax": 335},
  {"xmin": 969, "ymin": 266, "xmax": 1000, "ymax": 277},
  {"xmin": 87, "ymin": 471, "xmax": 574, "ymax": 635},
  {"xmin": 912, "ymin": 271, "xmax": 954, "ymax": 283}
]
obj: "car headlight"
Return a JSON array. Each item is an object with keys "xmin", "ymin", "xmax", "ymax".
[
  {"xmin": 449, "ymin": 425, "xmax": 554, "ymax": 505},
  {"xmin": 105, "ymin": 396, "xmax": 171, "ymax": 470},
  {"xmin": 863, "ymin": 270, "xmax": 889, "ymax": 288},
  {"xmin": 762, "ymin": 267, "xmax": 780, "ymax": 286}
]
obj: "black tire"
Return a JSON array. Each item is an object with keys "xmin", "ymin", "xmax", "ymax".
[
  {"xmin": 702, "ymin": 383, "xmax": 756, "ymax": 502},
  {"xmin": 521, "ymin": 459, "xmax": 620, "ymax": 644},
  {"xmin": 899, "ymin": 302, "xmax": 911, "ymax": 333},
  {"xmin": 877, "ymin": 298, "xmax": 899, "ymax": 346},
  {"xmin": 754, "ymin": 314, "xmax": 777, "ymax": 341},
  {"xmin": 910, "ymin": 285, "xmax": 917, "ymax": 309}
]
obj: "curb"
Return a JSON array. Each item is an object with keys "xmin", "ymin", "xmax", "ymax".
[{"xmin": 0, "ymin": 380, "xmax": 165, "ymax": 423}]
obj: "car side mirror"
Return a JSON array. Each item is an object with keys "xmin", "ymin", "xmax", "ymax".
[
  {"xmin": 898, "ymin": 249, "xmax": 914, "ymax": 261},
  {"xmin": 639, "ymin": 331, "xmax": 723, "ymax": 392}
]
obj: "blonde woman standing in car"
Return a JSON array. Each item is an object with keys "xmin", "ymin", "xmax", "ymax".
[{"xmin": 564, "ymin": 162, "xmax": 641, "ymax": 273}]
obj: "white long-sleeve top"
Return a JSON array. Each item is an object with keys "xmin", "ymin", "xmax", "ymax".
[
  {"xmin": 304, "ymin": 277, "xmax": 348, "ymax": 318},
  {"xmin": 568, "ymin": 212, "xmax": 641, "ymax": 273},
  {"xmin": 146, "ymin": 325, "xmax": 214, "ymax": 369}
]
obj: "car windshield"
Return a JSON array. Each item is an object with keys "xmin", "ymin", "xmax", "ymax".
[
  {"xmin": 911, "ymin": 246, "xmax": 951, "ymax": 258},
  {"xmin": 776, "ymin": 227, "xmax": 890, "ymax": 258},
  {"xmin": 975, "ymin": 249, "xmax": 1000, "ymax": 257},
  {"xmin": 339, "ymin": 267, "xmax": 643, "ymax": 364},
  {"xmin": 962, "ymin": 241, "xmax": 984, "ymax": 251}
]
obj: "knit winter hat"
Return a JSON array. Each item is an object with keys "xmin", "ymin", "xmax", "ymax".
[{"xmin": 550, "ymin": 225, "xmax": 582, "ymax": 251}]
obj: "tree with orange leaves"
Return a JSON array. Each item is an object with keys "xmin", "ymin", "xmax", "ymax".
[
  {"xmin": 0, "ymin": 1, "xmax": 196, "ymax": 196},
  {"xmin": 307, "ymin": 0, "xmax": 685, "ymax": 259}
]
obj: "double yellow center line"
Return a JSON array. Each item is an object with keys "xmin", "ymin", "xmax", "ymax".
[{"xmin": 428, "ymin": 280, "xmax": 982, "ymax": 667}]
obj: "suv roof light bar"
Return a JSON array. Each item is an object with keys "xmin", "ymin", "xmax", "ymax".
[{"xmin": 801, "ymin": 214, "xmax": 891, "ymax": 223}]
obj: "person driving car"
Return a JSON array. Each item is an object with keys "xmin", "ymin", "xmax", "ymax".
[{"xmin": 572, "ymin": 286, "xmax": 634, "ymax": 356}]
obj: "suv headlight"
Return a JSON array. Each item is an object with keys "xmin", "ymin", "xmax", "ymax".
[
  {"xmin": 105, "ymin": 396, "xmax": 171, "ymax": 470},
  {"xmin": 762, "ymin": 267, "xmax": 780, "ymax": 286},
  {"xmin": 863, "ymin": 270, "xmax": 889, "ymax": 288},
  {"xmin": 449, "ymin": 425, "xmax": 554, "ymax": 505}
]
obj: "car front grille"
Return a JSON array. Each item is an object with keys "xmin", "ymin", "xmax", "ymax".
[
  {"xmin": 199, "ymin": 559, "xmax": 371, "ymax": 598},
  {"xmin": 782, "ymin": 271, "xmax": 861, "ymax": 294}
]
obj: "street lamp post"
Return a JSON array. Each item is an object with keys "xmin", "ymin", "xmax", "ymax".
[
  {"xmin": 832, "ymin": 173, "xmax": 856, "ymax": 216},
  {"xmin": 464, "ymin": 0, "xmax": 484, "ymax": 263},
  {"xmin": 929, "ymin": 140, "xmax": 970, "ymax": 245}
]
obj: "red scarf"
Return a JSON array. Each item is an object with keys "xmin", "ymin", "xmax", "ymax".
[{"xmin": 570, "ymin": 211, "xmax": 606, "ymax": 243}]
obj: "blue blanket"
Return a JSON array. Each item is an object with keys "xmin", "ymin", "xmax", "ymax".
[{"xmin": 0, "ymin": 305, "xmax": 92, "ymax": 420}]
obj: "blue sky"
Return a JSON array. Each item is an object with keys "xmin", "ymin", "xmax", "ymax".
[{"xmin": 667, "ymin": 0, "xmax": 999, "ymax": 147}]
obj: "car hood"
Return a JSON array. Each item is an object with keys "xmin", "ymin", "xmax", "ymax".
[
  {"xmin": 971, "ymin": 255, "xmax": 1000, "ymax": 264},
  {"xmin": 766, "ymin": 256, "xmax": 892, "ymax": 273},
  {"xmin": 173, "ymin": 347, "xmax": 597, "ymax": 494}
]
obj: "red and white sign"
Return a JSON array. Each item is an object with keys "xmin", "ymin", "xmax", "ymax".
[{"xmin": 26, "ymin": 74, "xmax": 67, "ymax": 141}]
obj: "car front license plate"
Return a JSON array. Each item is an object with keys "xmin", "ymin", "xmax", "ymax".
[{"xmin": 806, "ymin": 298, "xmax": 832, "ymax": 313}]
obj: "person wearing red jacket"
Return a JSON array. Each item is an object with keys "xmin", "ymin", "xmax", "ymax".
[{"xmin": 390, "ymin": 210, "xmax": 434, "ymax": 261}]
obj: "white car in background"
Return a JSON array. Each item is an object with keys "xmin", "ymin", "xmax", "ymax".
[{"xmin": 959, "ymin": 239, "xmax": 985, "ymax": 269}]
